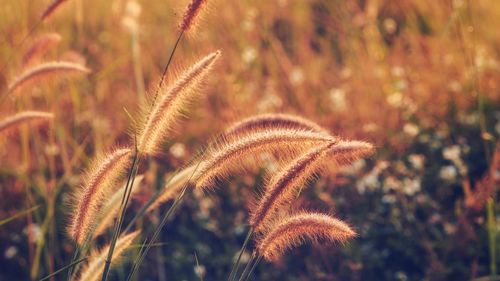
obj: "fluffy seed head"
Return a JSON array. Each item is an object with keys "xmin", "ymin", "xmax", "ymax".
[
  {"xmin": 326, "ymin": 139, "xmax": 375, "ymax": 166},
  {"xmin": 68, "ymin": 148, "xmax": 132, "ymax": 245},
  {"xmin": 257, "ymin": 212, "xmax": 356, "ymax": 262},
  {"xmin": 76, "ymin": 231, "xmax": 139, "ymax": 281},
  {"xmin": 194, "ymin": 129, "xmax": 335, "ymax": 190},
  {"xmin": 22, "ymin": 33, "xmax": 62, "ymax": 66},
  {"xmin": 137, "ymin": 50, "xmax": 221, "ymax": 155},
  {"xmin": 93, "ymin": 175, "xmax": 144, "ymax": 238},
  {"xmin": 250, "ymin": 142, "xmax": 336, "ymax": 231},
  {"xmin": 41, "ymin": 0, "xmax": 69, "ymax": 21},
  {"xmin": 179, "ymin": 0, "xmax": 208, "ymax": 33},
  {"xmin": 224, "ymin": 113, "xmax": 329, "ymax": 140},
  {"xmin": 0, "ymin": 111, "xmax": 53, "ymax": 135},
  {"xmin": 8, "ymin": 61, "xmax": 91, "ymax": 94},
  {"xmin": 250, "ymin": 139, "xmax": 374, "ymax": 231}
]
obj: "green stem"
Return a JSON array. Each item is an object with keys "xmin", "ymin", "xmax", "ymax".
[
  {"xmin": 488, "ymin": 199, "xmax": 497, "ymax": 276},
  {"xmin": 39, "ymin": 257, "xmax": 87, "ymax": 281},
  {"xmin": 236, "ymin": 252, "xmax": 255, "ymax": 281},
  {"xmin": 126, "ymin": 183, "xmax": 189, "ymax": 281},
  {"xmin": 101, "ymin": 152, "xmax": 140, "ymax": 281},
  {"xmin": 228, "ymin": 228, "xmax": 254, "ymax": 281},
  {"xmin": 241, "ymin": 254, "xmax": 262, "ymax": 281}
]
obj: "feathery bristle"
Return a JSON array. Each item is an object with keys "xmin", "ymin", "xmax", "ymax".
[
  {"xmin": 326, "ymin": 139, "xmax": 375, "ymax": 166},
  {"xmin": 257, "ymin": 212, "xmax": 356, "ymax": 262},
  {"xmin": 178, "ymin": 0, "xmax": 208, "ymax": 33},
  {"xmin": 68, "ymin": 148, "xmax": 132, "ymax": 245},
  {"xmin": 22, "ymin": 33, "xmax": 62, "ymax": 66},
  {"xmin": 194, "ymin": 129, "xmax": 335, "ymax": 190},
  {"xmin": 76, "ymin": 231, "xmax": 139, "ymax": 281},
  {"xmin": 0, "ymin": 111, "xmax": 53, "ymax": 134},
  {"xmin": 251, "ymin": 139, "xmax": 374, "ymax": 231},
  {"xmin": 8, "ymin": 61, "xmax": 91, "ymax": 94},
  {"xmin": 250, "ymin": 142, "xmax": 336, "ymax": 231},
  {"xmin": 224, "ymin": 113, "xmax": 329, "ymax": 140},
  {"xmin": 93, "ymin": 175, "xmax": 144, "ymax": 238},
  {"xmin": 147, "ymin": 165, "xmax": 197, "ymax": 212},
  {"xmin": 41, "ymin": 0, "xmax": 69, "ymax": 21},
  {"xmin": 138, "ymin": 50, "xmax": 221, "ymax": 155}
]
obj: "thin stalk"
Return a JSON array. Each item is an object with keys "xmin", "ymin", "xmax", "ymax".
[
  {"xmin": 228, "ymin": 228, "xmax": 254, "ymax": 281},
  {"xmin": 236, "ymin": 252, "xmax": 255, "ymax": 281},
  {"xmin": 0, "ymin": 205, "xmax": 40, "ymax": 226},
  {"xmin": 65, "ymin": 246, "xmax": 80, "ymax": 281},
  {"xmin": 240, "ymin": 254, "xmax": 262, "ymax": 281},
  {"xmin": 126, "ymin": 159, "xmax": 202, "ymax": 280},
  {"xmin": 101, "ymin": 151, "xmax": 140, "ymax": 281},
  {"xmin": 152, "ymin": 30, "xmax": 185, "ymax": 106},
  {"xmin": 39, "ymin": 257, "xmax": 87, "ymax": 281},
  {"xmin": 488, "ymin": 199, "xmax": 497, "ymax": 275},
  {"xmin": 123, "ymin": 163, "xmax": 195, "ymax": 234},
  {"xmin": 126, "ymin": 182, "xmax": 189, "ymax": 281}
]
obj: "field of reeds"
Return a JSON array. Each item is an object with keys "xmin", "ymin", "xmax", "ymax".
[{"xmin": 0, "ymin": 0, "xmax": 499, "ymax": 280}]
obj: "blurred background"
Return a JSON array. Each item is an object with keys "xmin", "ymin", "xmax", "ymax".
[{"xmin": 0, "ymin": 0, "xmax": 499, "ymax": 280}]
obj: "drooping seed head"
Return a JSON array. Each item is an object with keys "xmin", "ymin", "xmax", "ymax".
[
  {"xmin": 250, "ymin": 139, "xmax": 374, "ymax": 232},
  {"xmin": 257, "ymin": 212, "xmax": 356, "ymax": 262},
  {"xmin": 194, "ymin": 129, "xmax": 335, "ymax": 190},
  {"xmin": 22, "ymin": 33, "xmax": 62, "ymax": 66},
  {"xmin": 0, "ymin": 111, "xmax": 53, "ymax": 135},
  {"xmin": 224, "ymin": 113, "xmax": 330, "ymax": 140},
  {"xmin": 8, "ymin": 61, "xmax": 91, "ymax": 94},
  {"xmin": 68, "ymin": 148, "xmax": 132, "ymax": 245},
  {"xmin": 250, "ymin": 141, "xmax": 336, "ymax": 231}
]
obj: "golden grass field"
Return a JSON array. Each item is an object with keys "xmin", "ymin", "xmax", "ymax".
[{"xmin": 0, "ymin": 0, "xmax": 500, "ymax": 280}]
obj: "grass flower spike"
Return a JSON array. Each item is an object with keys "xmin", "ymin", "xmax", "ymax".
[
  {"xmin": 257, "ymin": 212, "xmax": 356, "ymax": 262},
  {"xmin": 68, "ymin": 148, "xmax": 132, "ymax": 245},
  {"xmin": 138, "ymin": 50, "xmax": 221, "ymax": 155}
]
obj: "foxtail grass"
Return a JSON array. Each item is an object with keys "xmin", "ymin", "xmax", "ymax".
[
  {"xmin": 138, "ymin": 51, "xmax": 221, "ymax": 155},
  {"xmin": 7, "ymin": 61, "xmax": 91, "ymax": 94},
  {"xmin": 256, "ymin": 212, "xmax": 356, "ymax": 262},
  {"xmin": 68, "ymin": 148, "xmax": 132, "ymax": 245},
  {"xmin": 41, "ymin": 0, "xmax": 70, "ymax": 22},
  {"xmin": 0, "ymin": 111, "xmax": 53, "ymax": 135},
  {"xmin": 195, "ymin": 129, "xmax": 335, "ymax": 190},
  {"xmin": 22, "ymin": 32, "xmax": 62, "ymax": 66},
  {"xmin": 224, "ymin": 113, "xmax": 329, "ymax": 140},
  {"xmin": 178, "ymin": 0, "xmax": 208, "ymax": 34}
]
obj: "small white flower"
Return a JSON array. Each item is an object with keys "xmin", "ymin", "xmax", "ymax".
[
  {"xmin": 194, "ymin": 265, "xmax": 206, "ymax": 279},
  {"xmin": 408, "ymin": 154, "xmax": 425, "ymax": 170},
  {"xmin": 329, "ymin": 88, "xmax": 347, "ymax": 112},
  {"xmin": 242, "ymin": 47, "xmax": 257, "ymax": 64},
  {"xmin": 4, "ymin": 246, "xmax": 17, "ymax": 259},
  {"xmin": 169, "ymin": 142, "xmax": 186, "ymax": 158},
  {"xmin": 383, "ymin": 18, "xmax": 397, "ymax": 35},
  {"xmin": 443, "ymin": 145, "xmax": 461, "ymax": 162},
  {"xmin": 125, "ymin": 0, "xmax": 141, "ymax": 18},
  {"xmin": 403, "ymin": 123, "xmax": 419, "ymax": 137},
  {"xmin": 402, "ymin": 178, "xmax": 421, "ymax": 196},
  {"xmin": 440, "ymin": 166, "xmax": 457, "ymax": 181},
  {"xmin": 387, "ymin": 92, "xmax": 403, "ymax": 108},
  {"xmin": 289, "ymin": 67, "xmax": 304, "ymax": 86}
]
